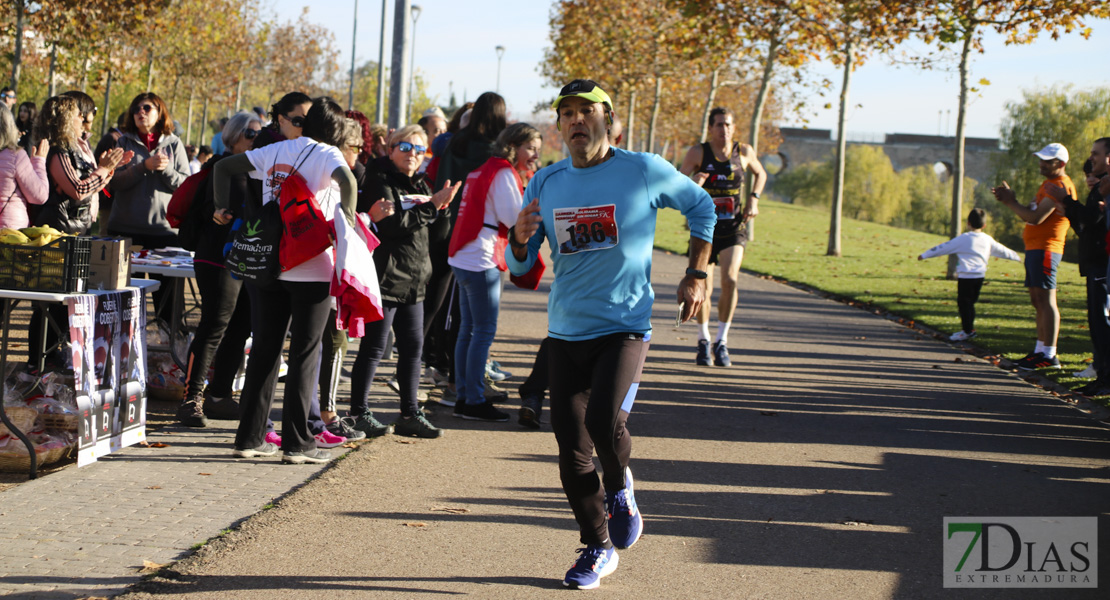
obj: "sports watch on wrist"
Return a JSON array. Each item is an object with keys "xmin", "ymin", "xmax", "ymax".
[{"xmin": 685, "ymin": 268, "xmax": 708, "ymax": 279}]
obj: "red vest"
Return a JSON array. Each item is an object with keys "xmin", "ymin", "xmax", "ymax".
[{"xmin": 447, "ymin": 157, "xmax": 519, "ymax": 270}]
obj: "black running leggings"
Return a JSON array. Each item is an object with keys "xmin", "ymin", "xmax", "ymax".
[{"xmin": 548, "ymin": 332, "xmax": 649, "ymax": 546}]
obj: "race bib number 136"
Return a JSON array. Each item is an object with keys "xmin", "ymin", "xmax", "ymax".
[{"xmin": 553, "ymin": 204, "xmax": 619, "ymax": 255}]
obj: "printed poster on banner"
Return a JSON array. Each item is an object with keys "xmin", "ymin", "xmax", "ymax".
[
  {"xmin": 67, "ymin": 294, "xmax": 98, "ymax": 467},
  {"xmin": 553, "ymin": 204, "xmax": 619, "ymax": 255},
  {"xmin": 92, "ymin": 291, "xmax": 120, "ymax": 458},
  {"xmin": 114, "ymin": 289, "xmax": 146, "ymax": 449},
  {"xmin": 66, "ymin": 289, "xmax": 149, "ymax": 466}
]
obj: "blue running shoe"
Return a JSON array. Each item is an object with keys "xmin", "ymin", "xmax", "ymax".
[
  {"xmin": 606, "ymin": 467, "xmax": 643, "ymax": 549},
  {"xmin": 713, "ymin": 341, "xmax": 731, "ymax": 367},
  {"xmin": 695, "ymin": 339, "xmax": 711, "ymax": 366},
  {"xmin": 562, "ymin": 544, "xmax": 619, "ymax": 589}
]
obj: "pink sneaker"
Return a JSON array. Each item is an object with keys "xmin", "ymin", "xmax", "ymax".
[
  {"xmin": 265, "ymin": 431, "xmax": 282, "ymax": 446},
  {"xmin": 314, "ymin": 429, "xmax": 346, "ymax": 448}
]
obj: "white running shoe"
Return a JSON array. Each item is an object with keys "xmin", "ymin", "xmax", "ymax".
[
  {"xmin": 1074, "ymin": 364, "xmax": 1097, "ymax": 379},
  {"xmin": 949, "ymin": 330, "xmax": 976, "ymax": 342}
]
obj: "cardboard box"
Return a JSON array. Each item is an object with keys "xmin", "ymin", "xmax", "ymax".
[{"xmin": 87, "ymin": 238, "xmax": 130, "ymax": 290}]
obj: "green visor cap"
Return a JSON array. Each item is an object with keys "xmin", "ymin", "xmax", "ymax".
[{"xmin": 552, "ymin": 79, "xmax": 613, "ymax": 111}]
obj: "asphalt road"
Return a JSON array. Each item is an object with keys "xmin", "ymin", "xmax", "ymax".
[{"xmin": 117, "ymin": 248, "xmax": 1110, "ymax": 599}]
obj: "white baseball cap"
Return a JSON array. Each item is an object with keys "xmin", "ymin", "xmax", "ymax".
[{"xmin": 1033, "ymin": 142, "xmax": 1068, "ymax": 164}]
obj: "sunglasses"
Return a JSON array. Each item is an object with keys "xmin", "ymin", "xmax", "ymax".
[
  {"xmin": 243, "ymin": 128, "xmax": 259, "ymax": 140},
  {"xmin": 287, "ymin": 115, "xmax": 305, "ymax": 128},
  {"xmin": 1, "ymin": 93, "xmax": 15, "ymax": 100},
  {"xmin": 393, "ymin": 141, "xmax": 426, "ymax": 154},
  {"xmin": 348, "ymin": 145, "xmax": 363, "ymax": 152},
  {"xmin": 133, "ymin": 104, "xmax": 156, "ymax": 114}
]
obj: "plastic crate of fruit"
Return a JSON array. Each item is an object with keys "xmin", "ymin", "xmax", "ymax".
[{"xmin": 0, "ymin": 227, "xmax": 90, "ymax": 293}]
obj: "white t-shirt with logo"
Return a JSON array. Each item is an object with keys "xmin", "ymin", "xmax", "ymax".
[{"xmin": 244, "ymin": 137, "xmax": 347, "ymax": 282}]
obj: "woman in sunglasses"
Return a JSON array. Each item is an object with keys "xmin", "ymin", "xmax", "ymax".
[
  {"xmin": 175, "ymin": 111, "xmax": 262, "ymax": 428},
  {"xmin": 108, "ymin": 92, "xmax": 190, "ymax": 326},
  {"xmin": 251, "ymin": 92, "xmax": 312, "ymax": 149},
  {"xmin": 346, "ymin": 125, "xmax": 461, "ymax": 439}
]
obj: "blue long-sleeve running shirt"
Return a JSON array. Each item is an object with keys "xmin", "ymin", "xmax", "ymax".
[{"xmin": 506, "ymin": 148, "xmax": 716, "ymax": 341}]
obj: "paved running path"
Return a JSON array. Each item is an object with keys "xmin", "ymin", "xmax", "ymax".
[{"xmin": 2, "ymin": 248, "xmax": 1108, "ymax": 599}]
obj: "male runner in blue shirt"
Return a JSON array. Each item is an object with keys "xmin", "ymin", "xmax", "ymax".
[{"xmin": 507, "ymin": 79, "xmax": 715, "ymax": 589}]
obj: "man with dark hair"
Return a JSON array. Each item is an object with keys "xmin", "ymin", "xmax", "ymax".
[
  {"xmin": 1047, "ymin": 137, "xmax": 1110, "ymax": 394},
  {"xmin": 992, "ymin": 143, "xmax": 1076, "ymax": 370},
  {"xmin": 678, "ymin": 106, "xmax": 767, "ymax": 367},
  {"xmin": 508, "ymin": 79, "xmax": 715, "ymax": 589}
]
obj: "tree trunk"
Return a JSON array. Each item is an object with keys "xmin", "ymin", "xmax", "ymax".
[
  {"xmin": 186, "ymin": 89, "xmax": 195, "ymax": 146},
  {"xmin": 625, "ymin": 90, "xmax": 636, "ymax": 151},
  {"xmin": 100, "ymin": 69, "xmax": 112, "ymax": 138},
  {"xmin": 169, "ymin": 73, "xmax": 181, "ymax": 114},
  {"xmin": 10, "ymin": 0, "xmax": 23, "ymax": 91},
  {"xmin": 200, "ymin": 96, "xmax": 210, "ymax": 149},
  {"xmin": 80, "ymin": 56, "xmax": 90, "ymax": 93},
  {"xmin": 749, "ymin": 36, "xmax": 779, "ymax": 155},
  {"xmin": 699, "ymin": 64, "xmax": 723, "ymax": 143},
  {"xmin": 747, "ymin": 34, "xmax": 781, "ymax": 244},
  {"xmin": 947, "ymin": 31, "xmax": 974, "ymax": 279},
  {"xmin": 235, "ymin": 79, "xmax": 243, "ymax": 112},
  {"xmin": 47, "ymin": 44, "xmax": 57, "ymax": 98},
  {"xmin": 827, "ymin": 38, "xmax": 853, "ymax": 258},
  {"xmin": 145, "ymin": 50, "xmax": 154, "ymax": 91},
  {"xmin": 647, "ymin": 75, "xmax": 662, "ymax": 154}
]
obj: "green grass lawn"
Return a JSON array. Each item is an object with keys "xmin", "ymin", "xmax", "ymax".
[{"xmin": 655, "ymin": 200, "xmax": 1098, "ymax": 397}]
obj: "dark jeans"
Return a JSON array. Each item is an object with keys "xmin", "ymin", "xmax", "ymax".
[
  {"xmin": 548, "ymin": 332, "xmax": 650, "ymax": 545},
  {"xmin": 236, "ymin": 279, "xmax": 331, "ymax": 453},
  {"xmin": 519, "ymin": 337, "xmax": 550, "ymax": 400},
  {"xmin": 185, "ymin": 263, "xmax": 251, "ymax": 399},
  {"xmin": 108, "ymin": 230, "xmax": 179, "ymax": 327},
  {"xmin": 1086, "ymin": 276, "xmax": 1110, "ymax": 377},
  {"xmin": 351, "ymin": 302, "xmax": 425, "ymax": 418},
  {"xmin": 956, "ymin": 277, "xmax": 983, "ymax": 334}
]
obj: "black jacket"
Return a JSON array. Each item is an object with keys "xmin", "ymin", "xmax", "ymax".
[
  {"xmin": 1062, "ymin": 184, "xmax": 1106, "ymax": 277},
  {"xmin": 189, "ymin": 153, "xmax": 251, "ymax": 266},
  {"xmin": 363, "ymin": 156, "xmax": 441, "ymax": 305}
]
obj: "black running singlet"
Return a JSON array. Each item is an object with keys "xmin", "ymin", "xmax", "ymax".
[{"xmin": 698, "ymin": 142, "xmax": 741, "ymax": 221}]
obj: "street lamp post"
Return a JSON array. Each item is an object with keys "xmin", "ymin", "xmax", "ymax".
[
  {"xmin": 348, "ymin": 0, "xmax": 359, "ymax": 110},
  {"xmin": 495, "ymin": 45, "xmax": 505, "ymax": 94},
  {"xmin": 375, "ymin": 0, "xmax": 388, "ymax": 123},
  {"xmin": 408, "ymin": 5, "xmax": 421, "ymax": 117}
]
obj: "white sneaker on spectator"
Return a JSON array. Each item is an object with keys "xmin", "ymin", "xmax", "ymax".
[
  {"xmin": 949, "ymin": 330, "xmax": 976, "ymax": 342},
  {"xmin": 1074, "ymin": 364, "xmax": 1097, "ymax": 379}
]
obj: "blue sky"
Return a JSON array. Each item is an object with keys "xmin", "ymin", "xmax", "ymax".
[{"xmin": 272, "ymin": 0, "xmax": 1108, "ymax": 139}]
